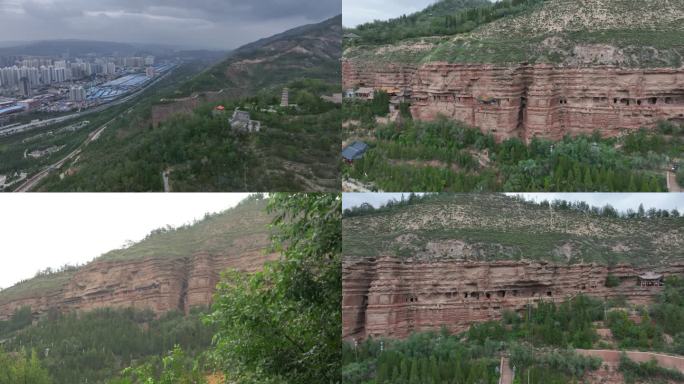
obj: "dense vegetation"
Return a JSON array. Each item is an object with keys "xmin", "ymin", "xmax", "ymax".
[
  {"xmin": 619, "ymin": 354, "xmax": 684, "ymax": 383},
  {"xmin": 0, "ymin": 348, "xmax": 52, "ymax": 384},
  {"xmin": 468, "ymin": 296, "xmax": 603, "ymax": 349},
  {"xmin": 344, "ymin": 0, "xmax": 541, "ymax": 45},
  {"xmin": 343, "ymin": 0, "xmax": 684, "ymax": 67},
  {"xmin": 0, "ymin": 306, "xmax": 33, "ymax": 337},
  {"xmin": 343, "ymin": 331, "xmax": 499, "ymax": 384},
  {"xmin": 112, "ymin": 346, "xmax": 208, "ymax": 384},
  {"xmin": 344, "ymin": 116, "xmax": 682, "ymax": 192},
  {"xmin": 206, "ymin": 193, "xmax": 341, "ymax": 383},
  {"xmin": 38, "ymin": 79, "xmax": 340, "ymax": 191},
  {"xmin": 0, "ymin": 307, "xmax": 212, "ymax": 384},
  {"xmin": 342, "ymin": 295, "xmax": 604, "ymax": 384}
]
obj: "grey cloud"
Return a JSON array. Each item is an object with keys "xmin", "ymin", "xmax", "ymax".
[
  {"xmin": 19, "ymin": 0, "xmax": 339, "ymax": 22},
  {"xmin": 1, "ymin": 0, "xmax": 340, "ymax": 49}
]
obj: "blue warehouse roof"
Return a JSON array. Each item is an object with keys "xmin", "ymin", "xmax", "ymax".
[{"xmin": 342, "ymin": 141, "xmax": 368, "ymax": 161}]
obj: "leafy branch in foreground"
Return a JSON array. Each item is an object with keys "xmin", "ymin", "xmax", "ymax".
[{"xmin": 206, "ymin": 193, "xmax": 342, "ymax": 384}]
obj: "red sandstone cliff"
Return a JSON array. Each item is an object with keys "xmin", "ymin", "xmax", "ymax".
[
  {"xmin": 343, "ymin": 256, "xmax": 684, "ymax": 340},
  {"xmin": 0, "ymin": 249, "xmax": 276, "ymax": 321},
  {"xmin": 343, "ymin": 60, "xmax": 684, "ymax": 141}
]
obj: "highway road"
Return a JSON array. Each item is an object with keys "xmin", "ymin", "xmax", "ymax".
[
  {"xmin": 13, "ymin": 112, "xmax": 121, "ymax": 192},
  {"xmin": 13, "ymin": 68, "xmax": 175, "ymax": 192}
]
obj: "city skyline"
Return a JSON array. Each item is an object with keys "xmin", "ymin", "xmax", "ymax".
[{"xmin": 0, "ymin": 0, "xmax": 341, "ymax": 50}]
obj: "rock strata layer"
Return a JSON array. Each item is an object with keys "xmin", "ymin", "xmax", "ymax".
[
  {"xmin": 343, "ymin": 257, "xmax": 684, "ymax": 340},
  {"xmin": 0, "ymin": 250, "xmax": 276, "ymax": 320},
  {"xmin": 343, "ymin": 60, "xmax": 684, "ymax": 141}
]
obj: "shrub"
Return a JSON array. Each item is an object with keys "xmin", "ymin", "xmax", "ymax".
[{"xmin": 605, "ymin": 274, "xmax": 621, "ymax": 288}]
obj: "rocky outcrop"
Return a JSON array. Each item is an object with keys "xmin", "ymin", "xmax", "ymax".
[
  {"xmin": 343, "ymin": 256, "xmax": 684, "ymax": 340},
  {"xmin": 0, "ymin": 249, "xmax": 276, "ymax": 320},
  {"xmin": 343, "ymin": 60, "xmax": 684, "ymax": 141}
]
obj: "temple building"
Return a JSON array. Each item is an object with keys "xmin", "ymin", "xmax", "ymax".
[
  {"xmin": 230, "ymin": 109, "xmax": 261, "ymax": 133},
  {"xmin": 638, "ymin": 272, "xmax": 664, "ymax": 287},
  {"xmin": 280, "ymin": 88, "xmax": 289, "ymax": 107}
]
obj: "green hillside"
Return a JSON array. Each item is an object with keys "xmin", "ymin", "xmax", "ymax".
[
  {"xmin": 343, "ymin": 194, "xmax": 684, "ymax": 265},
  {"xmin": 182, "ymin": 15, "xmax": 341, "ymax": 98},
  {"xmin": 98, "ymin": 196, "xmax": 271, "ymax": 262},
  {"xmin": 0, "ymin": 195, "xmax": 271, "ymax": 304},
  {"xmin": 345, "ymin": 0, "xmax": 684, "ymax": 67},
  {"xmin": 20, "ymin": 16, "xmax": 341, "ymax": 192}
]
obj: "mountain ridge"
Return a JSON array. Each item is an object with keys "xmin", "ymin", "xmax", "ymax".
[
  {"xmin": 343, "ymin": 194, "xmax": 684, "ymax": 266},
  {"xmin": 0, "ymin": 197, "xmax": 275, "ymax": 319},
  {"xmin": 182, "ymin": 14, "xmax": 342, "ymax": 96},
  {"xmin": 345, "ymin": 0, "xmax": 684, "ymax": 67}
]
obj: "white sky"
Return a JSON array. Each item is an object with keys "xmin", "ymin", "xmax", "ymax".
[
  {"xmin": 0, "ymin": 193, "xmax": 249, "ymax": 289},
  {"xmin": 343, "ymin": 0, "xmax": 437, "ymax": 28},
  {"xmin": 343, "ymin": 193, "xmax": 684, "ymax": 213}
]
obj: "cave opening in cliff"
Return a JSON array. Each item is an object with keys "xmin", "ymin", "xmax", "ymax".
[
  {"xmin": 666, "ymin": 97, "xmax": 673, "ymax": 104},
  {"xmin": 517, "ymin": 93, "xmax": 527, "ymax": 131},
  {"xmin": 637, "ymin": 100, "xmax": 642, "ymax": 106},
  {"xmin": 546, "ymin": 291, "xmax": 552, "ymax": 297},
  {"xmin": 498, "ymin": 290, "xmax": 506, "ymax": 298},
  {"xmin": 650, "ymin": 97, "xmax": 657, "ymax": 105},
  {"xmin": 485, "ymin": 292, "xmax": 491, "ymax": 299}
]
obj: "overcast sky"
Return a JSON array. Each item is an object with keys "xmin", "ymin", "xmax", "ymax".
[
  {"xmin": 0, "ymin": 193, "xmax": 249, "ymax": 289},
  {"xmin": 343, "ymin": 0, "xmax": 440, "ymax": 27},
  {"xmin": 343, "ymin": 193, "xmax": 684, "ymax": 213},
  {"xmin": 0, "ymin": 0, "xmax": 340, "ymax": 49}
]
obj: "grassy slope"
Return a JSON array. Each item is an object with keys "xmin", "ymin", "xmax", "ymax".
[
  {"xmin": 343, "ymin": 194, "xmax": 684, "ymax": 265},
  {"xmin": 345, "ymin": 0, "xmax": 684, "ymax": 67},
  {"xmin": 181, "ymin": 15, "xmax": 341, "ymax": 97},
  {"xmin": 0, "ymin": 198, "xmax": 271, "ymax": 303},
  {"xmin": 98, "ymin": 198, "xmax": 271, "ymax": 262}
]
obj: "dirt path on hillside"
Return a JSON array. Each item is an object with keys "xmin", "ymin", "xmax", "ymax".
[
  {"xmin": 499, "ymin": 357, "xmax": 514, "ymax": 384},
  {"xmin": 667, "ymin": 170, "xmax": 682, "ymax": 192}
]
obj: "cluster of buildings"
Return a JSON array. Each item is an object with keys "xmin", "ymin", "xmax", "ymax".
[
  {"xmin": 0, "ymin": 54, "xmax": 173, "ymax": 119},
  {"xmin": 0, "ymin": 55, "xmax": 157, "ymax": 98}
]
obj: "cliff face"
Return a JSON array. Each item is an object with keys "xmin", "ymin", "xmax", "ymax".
[
  {"xmin": 343, "ymin": 257, "xmax": 684, "ymax": 340},
  {"xmin": 0, "ymin": 249, "xmax": 276, "ymax": 320},
  {"xmin": 343, "ymin": 60, "xmax": 684, "ymax": 141}
]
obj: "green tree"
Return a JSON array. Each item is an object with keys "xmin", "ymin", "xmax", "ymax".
[
  {"xmin": 117, "ymin": 345, "xmax": 205, "ymax": 384},
  {"xmin": 0, "ymin": 348, "xmax": 52, "ymax": 384},
  {"xmin": 207, "ymin": 193, "xmax": 341, "ymax": 383}
]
